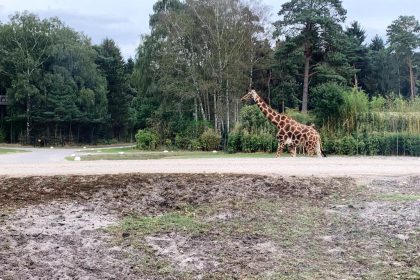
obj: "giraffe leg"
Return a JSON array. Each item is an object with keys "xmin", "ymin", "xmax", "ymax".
[
  {"xmin": 315, "ymin": 140, "xmax": 322, "ymax": 157},
  {"xmin": 288, "ymin": 146, "xmax": 297, "ymax": 157},
  {"xmin": 276, "ymin": 142, "xmax": 285, "ymax": 157}
]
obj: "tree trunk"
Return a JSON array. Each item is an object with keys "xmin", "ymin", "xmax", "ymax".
[
  {"xmin": 194, "ymin": 98, "xmax": 198, "ymax": 122},
  {"xmin": 302, "ymin": 53, "xmax": 310, "ymax": 113},
  {"xmin": 10, "ymin": 120, "xmax": 13, "ymax": 143},
  {"xmin": 408, "ymin": 58, "xmax": 415, "ymax": 100},
  {"xmin": 226, "ymin": 79, "xmax": 230, "ymax": 133},
  {"xmin": 353, "ymin": 65, "xmax": 359, "ymax": 89},
  {"xmin": 267, "ymin": 69, "xmax": 272, "ymax": 106},
  {"xmin": 213, "ymin": 94, "xmax": 217, "ymax": 131},
  {"xmin": 26, "ymin": 90, "xmax": 31, "ymax": 144}
]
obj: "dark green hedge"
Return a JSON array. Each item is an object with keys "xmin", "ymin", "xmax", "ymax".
[{"xmin": 322, "ymin": 133, "xmax": 420, "ymax": 156}]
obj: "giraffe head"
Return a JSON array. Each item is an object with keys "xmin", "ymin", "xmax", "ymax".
[{"xmin": 241, "ymin": 89, "xmax": 257, "ymax": 103}]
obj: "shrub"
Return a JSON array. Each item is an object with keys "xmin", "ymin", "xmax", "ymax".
[
  {"xmin": 227, "ymin": 129, "xmax": 276, "ymax": 153},
  {"xmin": 370, "ymin": 96, "xmax": 387, "ymax": 111},
  {"xmin": 285, "ymin": 108, "xmax": 316, "ymax": 125},
  {"xmin": 174, "ymin": 135, "xmax": 201, "ymax": 150},
  {"xmin": 199, "ymin": 128, "xmax": 221, "ymax": 151},
  {"xmin": 240, "ymin": 105, "xmax": 274, "ymax": 133},
  {"xmin": 135, "ymin": 129, "xmax": 159, "ymax": 150},
  {"xmin": 310, "ymin": 82, "xmax": 346, "ymax": 124},
  {"xmin": 227, "ymin": 130, "xmax": 242, "ymax": 153},
  {"xmin": 321, "ymin": 133, "xmax": 420, "ymax": 156},
  {"xmin": 175, "ymin": 134, "xmax": 191, "ymax": 150},
  {"xmin": 189, "ymin": 139, "xmax": 201, "ymax": 151}
]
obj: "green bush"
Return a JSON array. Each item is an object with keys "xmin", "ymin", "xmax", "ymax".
[
  {"xmin": 369, "ymin": 96, "xmax": 387, "ymax": 111},
  {"xmin": 322, "ymin": 133, "xmax": 420, "ymax": 156},
  {"xmin": 285, "ymin": 108, "xmax": 316, "ymax": 126},
  {"xmin": 135, "ymin": 129, "xmax": 159, "ymax": 150},
  {"xmin": 189, "ymin": 139, "xmax": 201, "ymax": 151},
  {"xmin": 227, "ymin": 130, "xmax": 242, "ymax": 153},
  {"xmin": 227, "ymin": 129, "xmax": 277, "ymax": 153},
  {"xmin": 174, "ymin": 135, "xmax": 201, "ymax": 150},
  {"xmin": 199, "ymin": 128, "xmax": 221, "ymax": 151},
  {"xmin": 175, "ymin": 134, "xmax": 191, "ymax": 150},
  {"xmin": 310, "ymin": 82, "xmax": 346, "ymax": 124},
  {"xmin": 240, "ymin": 105, "xmax": 275, "ymax": 133}
]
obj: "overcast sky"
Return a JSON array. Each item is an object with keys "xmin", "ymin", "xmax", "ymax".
[{"xmin": 1, "ymin": 0, "xmax": 419, "ymax": 60}]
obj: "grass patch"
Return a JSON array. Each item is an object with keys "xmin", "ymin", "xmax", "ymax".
[
  {"xmin": 77, "ymin": 146, "xmax": 136, "ymax": 153},
  {"xmin": 114, "ymin": 212, "xmax": 209, "ymax": 237},
  {"xmin": 0, "ymin": 148, "xmax": 28, "ymax": 154},
  {"xmin": 379, "ymin": 193, "xmax": 420, "ymax": 201},
  {"xmin": 68, "ymin": 151, "xmax": 282, "ymax": 161}
]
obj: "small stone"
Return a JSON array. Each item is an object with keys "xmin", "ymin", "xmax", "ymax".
[
  {"xmin": 395, "ymin": 234, "xmax": 409, "ymax": 241},
  {"xmin": 122, "ymin": 232, "xmax": 130, "ymax": 238}
]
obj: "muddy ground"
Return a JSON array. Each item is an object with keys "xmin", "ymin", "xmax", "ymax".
[{"xmin": 0, "ymin": 174, "xmax": 419, "ymax": 279}]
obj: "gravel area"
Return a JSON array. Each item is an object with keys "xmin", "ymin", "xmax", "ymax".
[{"xmin": 0, "ymin": 152, "xmax": 419, "ymax": 180}]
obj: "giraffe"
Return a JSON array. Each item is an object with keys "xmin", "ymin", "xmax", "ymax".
[{"xmin": 241, "ymin": 89, "xmax": 326, "ymax": 157}]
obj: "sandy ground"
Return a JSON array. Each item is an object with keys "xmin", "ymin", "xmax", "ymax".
[
  {"xmin": 1, "ymin": 148, "xmax": 419, "ymax": 279},
  {"xmin": 0, "ymin": 147, "xmax": 419, "ymax": 180},
  {"xmin": 0, "ymin": 174, "xmax": 419, "ymax": 279}
]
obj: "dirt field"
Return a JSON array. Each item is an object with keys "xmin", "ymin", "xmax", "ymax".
[{"xmin": 0, "ymin": 173, "xmax": 419, "ymax": 279}]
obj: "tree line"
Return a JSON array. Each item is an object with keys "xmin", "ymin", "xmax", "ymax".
[{"xmin": 0, "ymin": 0, "xmax": 419, "ymax": 152}]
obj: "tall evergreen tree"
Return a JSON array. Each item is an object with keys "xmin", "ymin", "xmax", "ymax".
[
  {"xmin": 387, "ymin": 15, "xmax": 420, "ymax": 100},
  {"xmin": 95, "ymin": 39, "xmax": 133, "ymax": 139},
  {"xmin": 274, "ymin": 0, "xmax": 346, "ymax": 113}
]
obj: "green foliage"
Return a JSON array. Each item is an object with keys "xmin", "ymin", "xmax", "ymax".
[
  {"xmin": 369, "ymin": 96, "xmax": 387, "ymax": 111},
  {"xmin": 173, "ymin": 120, "xmax": 211, "ymax": 150},
  {"xmin": 227, "ymin": 130, "xmax": 277, "ymax": 154},
  {"xmin": 0, "ymin": 12, "xmax": 112, "ymax": 144},
  {"xmin": 387, "ymin": 16, "xmax": 420, "ymax": 59},
  {"xmin": 95, "ymin": 38, "xmax": 135, "ymax": 140},
  {"xmin": 199, "ymin": 129, "xmax": 221, "ymax": 151},
  {"xmin": 311, "ymin": 83, "xmax": 346, "ymax": 124},
  {"xmin": 340, "ymin": 89, "xmax": 369, "ymax": 133},
  {"xmin": 0, "ymin": 5, "xmax": 419, "ymax": 155},
  {"xmin": 323, "ymin": 133, "xmax": 420, "ymax": 156},
  {"xmin": 240, "ymin": 105, "xmax": 275, "ymax": 133},
  {"xmin": 284, "ymin": 108, "xmax": 316, "ymax": 125},
  {"xmin": 135, "ymin": 129, "xmax": 159, "ymax": 150}
]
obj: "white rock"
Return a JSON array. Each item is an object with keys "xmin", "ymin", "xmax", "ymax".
[
  {"xmin": 163, "ymin": 150, "xmax": 169, "ymax": 153},
  {"xmin": 50, "ymin": 146, "xmax": 54, "ymax": 149},
  {"xmin": 212, "ymin": 150, "xmax": 217, "ymax": 153},
  {"xmin": 74, "ymin": 156, "xmax": 81, "ymax": 161},
  {"xmin": 395, "ymin": 234, "xmax": 409, "ymax": 241},
  {"xmin": 118, "ymin": 151, "xmax": 125, "ymax": 155},
  {"xmin": 83, "ymin": 146, "xmax": 86, "ymax": 149},
  {"xmin": 71, "ymin": 153, "xmax": 76, "ymax": 157}
]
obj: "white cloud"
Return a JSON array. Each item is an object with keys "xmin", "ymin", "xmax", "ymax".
[{"xmin": 0, "ymin": 0, "xmax": 155, "ymax": 59}]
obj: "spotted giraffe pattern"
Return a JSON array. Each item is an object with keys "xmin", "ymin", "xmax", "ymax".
[{"xmin": 241, "ymin": 90, "xmax": 324, "ymax": 157}]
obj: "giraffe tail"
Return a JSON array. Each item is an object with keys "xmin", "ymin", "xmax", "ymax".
[{"xmin": 317, "ymin": 140, "xmax": 327, "ymax": 157}]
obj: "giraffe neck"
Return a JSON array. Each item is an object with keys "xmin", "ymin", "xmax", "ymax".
[{"xmin": 252, "ymin": 93, "xmax": 285, "ymax": 128}]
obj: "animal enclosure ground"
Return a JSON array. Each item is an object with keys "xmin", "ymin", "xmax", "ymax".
[{"xmin": 0, "ymin": 174, "xmax": 419, "ymax": 279}]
